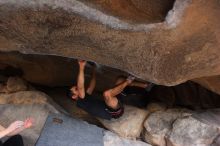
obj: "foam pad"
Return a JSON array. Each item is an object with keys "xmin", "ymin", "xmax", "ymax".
[{"xmin": 36, "ymin": 113, "xmax": 104, "ymax": 146}]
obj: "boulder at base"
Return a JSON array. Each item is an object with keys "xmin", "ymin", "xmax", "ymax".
[
  {"xmin": 143, "ymin": 109, "xmax": 192, "ymax": 146},
  {"xmin": 167, "ymin": 116, "xmax": 220, "ymax": 146},
  {"xmin": 104, "ymin": 131, "xmax": 151, "ymax": 146},
  {"xmin": 99, "ymin": 105, "xmax": 149, "ymax": 139}
]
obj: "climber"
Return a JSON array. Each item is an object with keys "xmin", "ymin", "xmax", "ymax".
[
  {"xmin": 70, "ymin": 60, "xmax": 154, "ymax": 120},
  {"xmin": 0, "ymin": 118, "xmax": 33, "ymax": 146}
]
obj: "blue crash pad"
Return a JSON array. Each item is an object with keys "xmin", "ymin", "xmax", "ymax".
[{"xmin": 36, "ymin": 113, "xmax": 104, "ymax": 146}]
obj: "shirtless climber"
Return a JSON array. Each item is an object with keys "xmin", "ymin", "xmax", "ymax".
[{"xmin": 70, "ymin": 60, "xmax": 153, "ymax": 120}]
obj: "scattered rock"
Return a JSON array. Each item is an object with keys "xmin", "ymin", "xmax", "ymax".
[
  {"xmin": 104, "ymin": 131, "xmax": 151, "ymax": 146},
  {"xmin": 143, "ymin": 109, "xmax": 192, "ymax": 146},
  {"xmin": 0, "ymin": 91, "xmax": 47, "ymax": 104},
  {"xmin": 167, "ymin": 116, "xmax": 219, "ymax": 146},
  {"xmin": 0, "ymin": 104, "xmax": 59, "ymax": 146},
  {"xmin": 99, "ymin": 105, "xmax": 149, "ymax": 139},
  {"xmin": 6, "ymin": 77, "xmax": 28, "ymax": 93}
]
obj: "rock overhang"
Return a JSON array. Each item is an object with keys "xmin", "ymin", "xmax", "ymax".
[{"xmin": 0, "ymin": 0, "xmax": 219, "ymax": 86}]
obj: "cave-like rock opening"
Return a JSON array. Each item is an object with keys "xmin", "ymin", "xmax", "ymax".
[
  {"xmin": 0, "ymin": 51, "xmax": 220, "ymax": 112},
  {"xmin": 1, "ymin": 51, "xmax": 220, "ymax": 109},
  {"xmin": 1, "ymin": 52, "xmax": 220, "ymax": 146},
  {"xmin": 0, "ymin": 0, "xmax": 220, "ymax": 145}
]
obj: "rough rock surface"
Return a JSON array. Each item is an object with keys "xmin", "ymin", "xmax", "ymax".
[
  {"xmin": 6, "ymin": 77, "xmax": 28, "ymax": 93},
  {"xmin": 194, "ymin": 75, "xmax": 220, "ymax": 96},
  {"xmin": 167, "ymin": 116, "xmax": 219, "ymax": 146},
  {"xmin": 104, "ymin": 131, "xmax": 152, "ymax": 146},
  {"xmin": 0, "ymin": 91, "xmax": 48, "ymax": 104},
  {"xmin": 0, "ymin": 52, "xmax": 75, "ymax": 86},
  {"xmin": 0, "ymin": 77, "xmax": 28, "ymax": 93},
  {"xmin": 0, "ymin": 52, "xmax": 129, "ymax": 89},
  {"xmin": 99, "ymin": 105, "xmax": 149, "ymax": 139},
  {"xmin": 0, "ymin": 0, "xmax": 219, "ymax": 86},
  {"xmin": 143, "ymin": 109, "xmax": 192, "ymax": 146}
]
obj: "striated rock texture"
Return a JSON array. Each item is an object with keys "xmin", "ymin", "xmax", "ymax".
[{"xmin": 0, "ymin": 0, "xmax": 219, "ymax": 86}]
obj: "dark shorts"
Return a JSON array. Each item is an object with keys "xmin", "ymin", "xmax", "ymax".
[
  {"xmin": 105, "ymin": 100, "xmax": 124, "ymax": 119},
  {"xmin": 76, "ymin": 93, "xmax": 124, "ymax": 120},
  {"xmin": 117, "ymin": 86, "xmax": 149, "ymax": 108}
]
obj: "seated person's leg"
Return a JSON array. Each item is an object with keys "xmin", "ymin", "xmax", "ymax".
[{"xmin": 3, "ymin": 135, "xmax": 24, "ymax": 146}]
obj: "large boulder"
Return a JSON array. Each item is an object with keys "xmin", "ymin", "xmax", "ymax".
[
  {"xmin": 167, "ymin": 116, "xmax": 219, "ymax": 146},
  {"xmin": 104, "ymin": 131, "xmax": 152, "ymax": 146},
  {"xmin": 99, "ymin": 106, "xmax": 149, "ymax": 139},
  {"xmin": 0, "ymin": 0, "xmax": 219, "ymax": 86},
  {"xmin": 143, "ymin": 109, "xmax": 192, "ymax": 146}
]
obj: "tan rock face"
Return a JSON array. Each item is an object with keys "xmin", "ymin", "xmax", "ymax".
[
  {"xmin": 99, "ymin": 105, "xmax": 149, "ymax": 139},
  {"xmin": 0, "ymin": 91, "xmax": 47, "ymax": 104},
  {"xmin": 0, "ymin": 77, "xmax": 28, "ymax": 93},
  {"xmin": 0, "ymin": 0, "xmax": 219, "ymax": 86},
  {"xmin": 193, "ymin": 76, "xmax": 220, "ymax": 96},
  {"xmin": 0, "ymin": 52, "xmax": 75, "ymax": 87},
  {"xmin": 6, "ymin": 77, "xmax": 27, "ymax": 93},
  {"xmin": 146, "ymin": 102, "xmax": 167, "ymax": 113}
]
